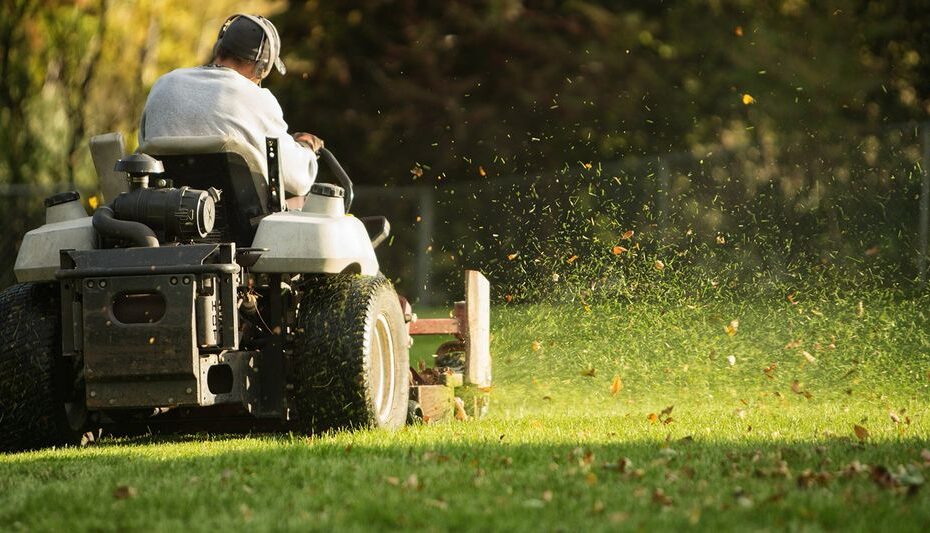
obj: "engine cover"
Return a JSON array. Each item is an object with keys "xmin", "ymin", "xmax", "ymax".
[{"xmin": 111, "ymin": 186, "xmax": 220, "ymax": 242}]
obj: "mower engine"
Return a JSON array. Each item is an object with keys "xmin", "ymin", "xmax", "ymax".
[{"xmin": 95, "ymin": 153, "xmax": 221, "ymax": 247}]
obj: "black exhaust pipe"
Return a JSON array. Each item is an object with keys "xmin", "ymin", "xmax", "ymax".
[{"xmin": 92, "ymin": 205, "xmax": 159, "ymax": 248}]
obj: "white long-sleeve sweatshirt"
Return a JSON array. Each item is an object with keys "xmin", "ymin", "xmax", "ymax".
[{"xmin": 139, "ymin": 66, "xmax": 317, "ymax": 196}]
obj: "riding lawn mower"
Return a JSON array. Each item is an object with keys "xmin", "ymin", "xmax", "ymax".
[{"xmin": 0, "ymin": 133, "xmax": 490, "ymax": 451}]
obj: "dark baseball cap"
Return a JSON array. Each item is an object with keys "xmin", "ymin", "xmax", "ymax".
[{"xmin": 216, "ymin": 14, "xmax": 286, "ymax": 77}]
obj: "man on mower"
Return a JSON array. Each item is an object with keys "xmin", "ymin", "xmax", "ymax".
[{"xmin": 139, "ymin": 14, "xmax": 321, "ymax": 196}]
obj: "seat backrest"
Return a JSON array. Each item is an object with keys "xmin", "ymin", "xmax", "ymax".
[
  {"xmin": 90, "ymin": 132, "xmax": 127, "ymax": 202},
  {"xmin": 140, "ymin": 135, "xmax": 284, "ymax": 246}
]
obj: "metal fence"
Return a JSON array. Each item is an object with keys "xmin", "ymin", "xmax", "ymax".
[{"xmin": 3, "ymin": 124, "xmax": 929, "ymax": 301}]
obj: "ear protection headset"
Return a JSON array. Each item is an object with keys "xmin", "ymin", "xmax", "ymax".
[{"xmin": 213, "ymin": 14, "xmax": 283, "ymax": 79}]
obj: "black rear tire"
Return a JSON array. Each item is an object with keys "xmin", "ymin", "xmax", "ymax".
[
  {"xmin": 0, "ymin": 283, "xmax": 84, "ymax": 452},
  {"xmin": 292, "ymin": 274, "xmax": 409, "ymax": 432}
]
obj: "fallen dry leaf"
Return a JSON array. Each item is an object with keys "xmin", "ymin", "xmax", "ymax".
[
  {"xmin": 610, "ymin": 375, "xmax": 623, "ymax": 395},
  {"xmin": 531, "ymin": 340, "xmax": 542, "ymax": 352},
  {"xmin": 790, "ymin": 380, "xmax": 813, "ymax": 399},
  {"xmin": 647, "ymin": 413, "xmax": 659, "ymax": 423},
  {"xmin": 726, "ymin": 355, "xmax": 737, "ymax": 366},
  {"xmin": 801, "ymin": 351, "xmax": 817, "ymax": 364},
  {"xmin": 652, "ymin": 488, "xmax": 673, "ymax": 506},
  {"xmin": 611, "ymin": 245, "xmax": 628, "ymax": 255},
  {"xmin": 621, "ymin": 230, "xmax": 635, "ymax": 240},
  {"xmin": 742, "ymin": 93, "xmax": 755, "ymax": 105},
  {"xmin": 507, "ymin": 252, "xmax": 519, "ymax": 261},
  {"xmin": 763, "ymin": 362, "xmax": 778, "ymax": 379},
  {"xmin": 854, "ymin": 424, "xmax": 870, "ymax": 441},
  {"xmin": 566, "ymin": 254, "xmax": 579, "ymax": 264},
  {"xmin": 724, "ymin": 319, "xmax": 739, "ymax": 336},
  {"xmin": 478, "ymin": 165, "xmax": 487, "ymax": 177},
  {"xmin": 654, "ymin": 260, "xmax": 665, "ymax": 271},
  {"xmin": 113, "ymin": 485, "xmax": 138, "ymax": 500},
  {"xmin": 404, "ymin": 473, "xmax": 421, "ymax": 489}
]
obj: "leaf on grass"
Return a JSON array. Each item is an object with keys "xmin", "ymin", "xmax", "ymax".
[
  {"xmin": 654, "ymin": 259, "xmax": 665, "ymax": 271},
  {"xmin": 113, "ymin": 485, "xmax": 137, "ymax": 500},
  {"xmin": 478, "ymin": 165, "xmax": 487, "ymax": 177},
  {"xmin": 385, "ymin": 476, "xmax": 400, "ymax": 486},
  {"xmin": 621, "ymin": 230, "xmax": 635, "ymax": 240},
  {"xmin": 403, "ymin": 473, "xmax": 421, "ymax": 490},
  {"xmin": 580, "ymin": 365, "xmax": 597, "ymax": 377},
  {"xmin": 661, "ymin": 405, "xmax": 674, "ymax": 416},
  {"xmin": 854, "ymin": 424, "xmax": 870, "ymax": 441},
  {"xmin": 647, "ymin": 413, "xmax": 659, "ymax": 423},
  {"xmin": 239, "ymin": 504, "xmax": 254, "ymax": 522},
  {"xmin": 566, "ymin": 254, "xmax": 579, "ymax": 264},
  {"xmin": 504, "ymin": 294, "xmax": 513, "ymax": 303},
  {"xmin": 724, "ymin": 319, "xmax": 739, "ymax": 336},
  {"xmin": 507, "ymin": 252, "xmax": 519, "ymax": 261},
  {"xmin": 611, "ymin": 245, "xmax": 628, "ymax": 255},
  {"xmin": 742, "ymin": 93, "xmax": 755, "ymax": 105},
  {"xmin": 871, "ymin": 465, "xmax": 895, "ymax": 489},
  {"xmin": 763, "ymin": 362, "xmax": 778, "ymax": 379},
  {"xmin": 531, "ymin": 340, "xmax": 542, "ymax": 352},
  {"xmin": 841, "ymin": 460, "xmax": 867, "ymax": 476},
  {"xmin": 426, "ymin": 498, "xmax": 449, "ymax": 510},
  {"xmin": 801, "ymin": 350, "xmax": 817, "ymax": 364},
  {"xmin": 652, "ymin": 488, "xmax": 673, "ymax": 506},
  {"xmin": 610, "ymin": 375, "xmax": 623, "ymax": 395},
  {"xmin": 890, "ymin": 412, "xmax": 901, "ymax": 424},
  {"xmin": 726, "ymin": 355, "xmax": 737, "ymax": 366},
  {"xmin": 790, "ymin": 380, "xmax": 813, "ymax": 399}
]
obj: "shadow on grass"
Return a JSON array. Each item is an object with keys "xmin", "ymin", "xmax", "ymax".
[{"xmin": 1, "ymin": 424, "xmax": 929, "ymax": 531}]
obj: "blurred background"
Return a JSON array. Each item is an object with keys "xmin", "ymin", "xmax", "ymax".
[{"xmin": 2, "ymin": 0, "xmax": 929, "ymax": 303}]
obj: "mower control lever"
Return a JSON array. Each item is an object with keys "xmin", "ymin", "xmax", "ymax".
[{"xmin": 317, "ymin": 148, "xmax": 354, "ymax": 213}]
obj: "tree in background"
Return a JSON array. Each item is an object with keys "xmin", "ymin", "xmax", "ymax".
[{"xmin": 0, "ymin": 0, "xmax": 278, "ymax": 189}]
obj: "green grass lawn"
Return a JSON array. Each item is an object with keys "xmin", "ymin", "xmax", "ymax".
[{"xmin": 2, "ymin": 288, "xmax": 930, "ymax": 531}]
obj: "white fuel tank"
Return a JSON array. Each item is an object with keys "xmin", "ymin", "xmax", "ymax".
[{"xmin": 249, "ymin": 209, "xmax": 379, "ymax": 275}]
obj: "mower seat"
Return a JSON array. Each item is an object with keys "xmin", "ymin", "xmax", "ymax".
[{"xmin": 140, "ymin": 135, "xmax": 285, "ymax": 247}]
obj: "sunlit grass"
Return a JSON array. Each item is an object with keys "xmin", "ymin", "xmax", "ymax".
[{"xmin": 2, "ymin": 284, "xmax": 930, "ymax": 531}]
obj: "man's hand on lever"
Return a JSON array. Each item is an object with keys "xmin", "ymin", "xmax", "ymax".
[{"xmin": 294, "ymin": 132, "xmax": 324, "ymax": 153}]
